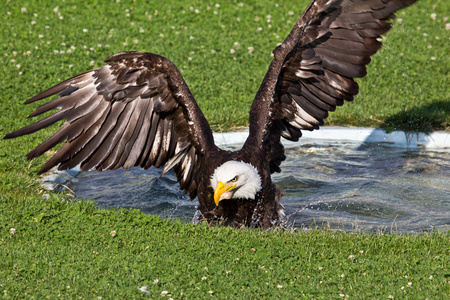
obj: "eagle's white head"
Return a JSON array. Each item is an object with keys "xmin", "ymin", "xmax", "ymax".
[{"xmin": 210, "ymin": 161, "xmax": 262, "ymax": 205}]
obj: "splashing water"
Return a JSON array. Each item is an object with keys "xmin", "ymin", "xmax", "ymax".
[{"xmin": 51, "ymin": 140, "xmax": 450, "ymax": 233}]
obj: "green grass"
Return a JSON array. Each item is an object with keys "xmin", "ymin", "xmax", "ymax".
[
  {"xmin": 2, "ymin": 195, "xmax": 450, "ymax": 298},
  {"xmin": 0, "ymin": 0, "xmax": 449, "ymax": 298},
  {"xmin": 0, "ymin": 0, "xmax": 448, "ymax": 133}
]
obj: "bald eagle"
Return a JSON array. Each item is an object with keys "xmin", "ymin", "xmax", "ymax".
[{"xmin": 5, "ymin": 0, "xmax": 417, "ymax": 228}]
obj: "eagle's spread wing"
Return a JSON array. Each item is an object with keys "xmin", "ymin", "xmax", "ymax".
[
  {"xmin": 4, "ymin": 52, "xmax": 215, "ymax": 199},
  {"xmin": 245, "ymin": 0, "xmax": 417, "ymax": 173}
]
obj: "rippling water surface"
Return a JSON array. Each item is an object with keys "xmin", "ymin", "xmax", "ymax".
[{"xmin": 54, "ymin": 140, "xmax": 450, "ymax": 233}]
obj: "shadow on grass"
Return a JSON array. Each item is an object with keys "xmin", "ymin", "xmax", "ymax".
[{"xmin": 380, "ymin": 100, "xmax": 449, "ymax": 133}]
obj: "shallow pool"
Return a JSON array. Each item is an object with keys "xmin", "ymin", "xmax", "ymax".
[{"xmin": 52, "ymin": 140, "xmax": 450, "ymax": 233}]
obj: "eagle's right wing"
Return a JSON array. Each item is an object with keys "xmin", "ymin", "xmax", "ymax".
[{"xmin": 4, "ymin": 52, "xmax": 216, "ymax": 199}]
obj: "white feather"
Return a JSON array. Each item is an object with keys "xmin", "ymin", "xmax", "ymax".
[{"xmin": 211, "ymin": 161, "xmax": 262, "ymax": 200}]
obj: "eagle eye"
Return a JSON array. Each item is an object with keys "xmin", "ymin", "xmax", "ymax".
[{"xmin": 229, "ymin": 176, "xmax": 238, "ymax": 183}]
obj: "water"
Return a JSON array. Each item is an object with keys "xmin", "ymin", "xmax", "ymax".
[{"xmin": 53, "ymin": 140, "xmax": 450, "ymax": 233}]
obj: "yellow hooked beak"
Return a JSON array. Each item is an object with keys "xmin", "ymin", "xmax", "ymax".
[{"xmin": 214, "ymin": 181, "xmax": 236, "ymax": 205}]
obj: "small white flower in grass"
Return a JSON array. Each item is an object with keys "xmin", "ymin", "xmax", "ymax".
[
  {"xmin": 195, "ymin": 9, "xmax": 199, "ymax": 14},
  {"xmin": 53, "ymin": 6, "xmax": 59, "ymax": 13},
  {"xmin": 445, "ymin": 23, "xmax": 450, "ymax": 30},
  {"xmin": 215, "ymin": 3, "xmax": 220, "ymax": 8},
  {"xmin": 123, "ymin": 42, "xmax": 128, "ymax": 46},
  {"xmin": 318, "ymin": 266, "xmax": 323, "ymax": 270},
  {"xmin": 401, "ymin": 286, "xmax": 405, "ymax": 290},
  {"xmin": 59, "ymin": 16, "xmax": 63, "ymax": 20},
  {"xmin": 257, "ymin": 27, "xmax": 263, "ymax": 32},
  {"xmin": 202, "ymin": 276, "xmax": 207, "ymax": 280},
  {"xmin": 90, "ymin": 61, "xmax": 95, "ymax": 66},
  {"xmin": 21, "ymin": 7, "xmax": 27, "ymax": 13},
  {"xmin": 138, "ymin": 286, "xmax": 149, "ymax": 293},
  {"xmin": 208, "ymin": 290, "xmax": 213, "ymax": 296},
  {"xmin": 430, "ymin": 13, "xmax": 437, "ymax": 20},
  {"xmin": 339, "ymin": 294, "xmax": 345, "ymax": 297},
  {"xmin": 189, "ymin": 36, "xmax": 195, "ymax": 40},
  {"xmin": 248, "ymin": 47, "xmax": 254, "ymax": 54},
  {"xmin": 397, "ymin": 18, "xmax": 403, "ymax": 24},
  {"xmin": 288, "ymin": 11, "xmax": 294, "ymax": 16},
  {"xmin": 161, "ymin": 291, "xmax": 169, "ymax": 296},
  {"xmin": 16, "ymin": 64, "xmax": 21, "ymax": 69},
  {"xmin": 236, "ymin": 17, "xmax": 241, "ymax": 22},
  {"xmin": 188, "ymin": 57, "xmax": 192, "ymax": 61},
  {"xmin": 226, "ymin": 270, "xmax": 231, "ymax": 276},
  {"xmin": 230, "ymin": 48, "xmax": 235, "ymax": 54},
  {"xmin": 407, "ymin": 282, "xmax": 412, "ymax": 287},
  {"xmin": 211, "ymin": 49, "xmax": 216, "ymax": 54},
  {"xmin": 83, "ymin": 28, "xmax": 88, "ymax": 33},
  {"xmin": 139, "ymin": 27, "xmax": 145, "ymax": 33},
  {"xmin": 133, "ymin": 39, "xmax": 139, "ymax": 44},
  {"xmin": 153, "ymin": 279, "xmax": 159, "ymax": 284},
  {"xmin": 277, "ymin": 284, "xmax": 283, "ymax": 289},
  {"xmin": 10, "ymin": 228, "xmax": 16, "ymax": 235},
  {"xmin": 388, "ymin": 295, "xmax": 394, "ymax": 299},
  {"xmin": 31, "ymin": 20, "xmax": 36, "ymax": 25},
  {"xmin": 429, "ymin": 275, "xmax": 433, "ymax": 280},
  {"xmin": 423, "ymin": 33, "xmax": 428, "ymax": 37},
  {"xmin": 160, "ymin": 33, "xmax": 164, "ymax": 38},
  {"xmin": 110, "ymin": 230, "xmax": 116, "ymax": 237},
  {"xmin": 238, "ymin": 3, "xmax": 244, "ymax": 7},
  {"xmin": 213, "ymin": 11, "xmax": 218, "ymax": 15},
  {"xmin": 348, "ymin": 255, "xmax": 355, "ymax": 259},
  {"xmin": 7, "ymin": 11, "xmax": 11, "ymax": 15},
  {"xmin": 10, "ymin": 59, "xmax": 16, "ymax": 62}
]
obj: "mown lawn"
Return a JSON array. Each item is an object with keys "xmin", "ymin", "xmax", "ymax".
[{"xmin": 0, "ymin": 0, "xmax": 449, "ymax": 298}]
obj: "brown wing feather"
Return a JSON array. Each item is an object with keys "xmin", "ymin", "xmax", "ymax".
[
  {"xmin": 244, "ymin": 0, "xmax": 417, "ymax": 173},
  {"xmin": 4, "ymin": 51, "xmax": 216, "ymax": 199}
]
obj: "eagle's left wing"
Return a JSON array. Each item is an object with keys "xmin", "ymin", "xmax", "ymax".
[{"xmin": 244, "ymin": 0, "xmax": 417, "ymax": 173}]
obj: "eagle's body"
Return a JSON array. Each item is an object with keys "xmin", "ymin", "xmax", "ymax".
[{"xmin": 4, "ymin": 0, "xmax": 417, "ymax": 228}]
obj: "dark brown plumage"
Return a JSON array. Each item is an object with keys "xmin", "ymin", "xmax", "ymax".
[{"xmin": 4, "ymin": 0, "xmax": 417, "ymax": 228}]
